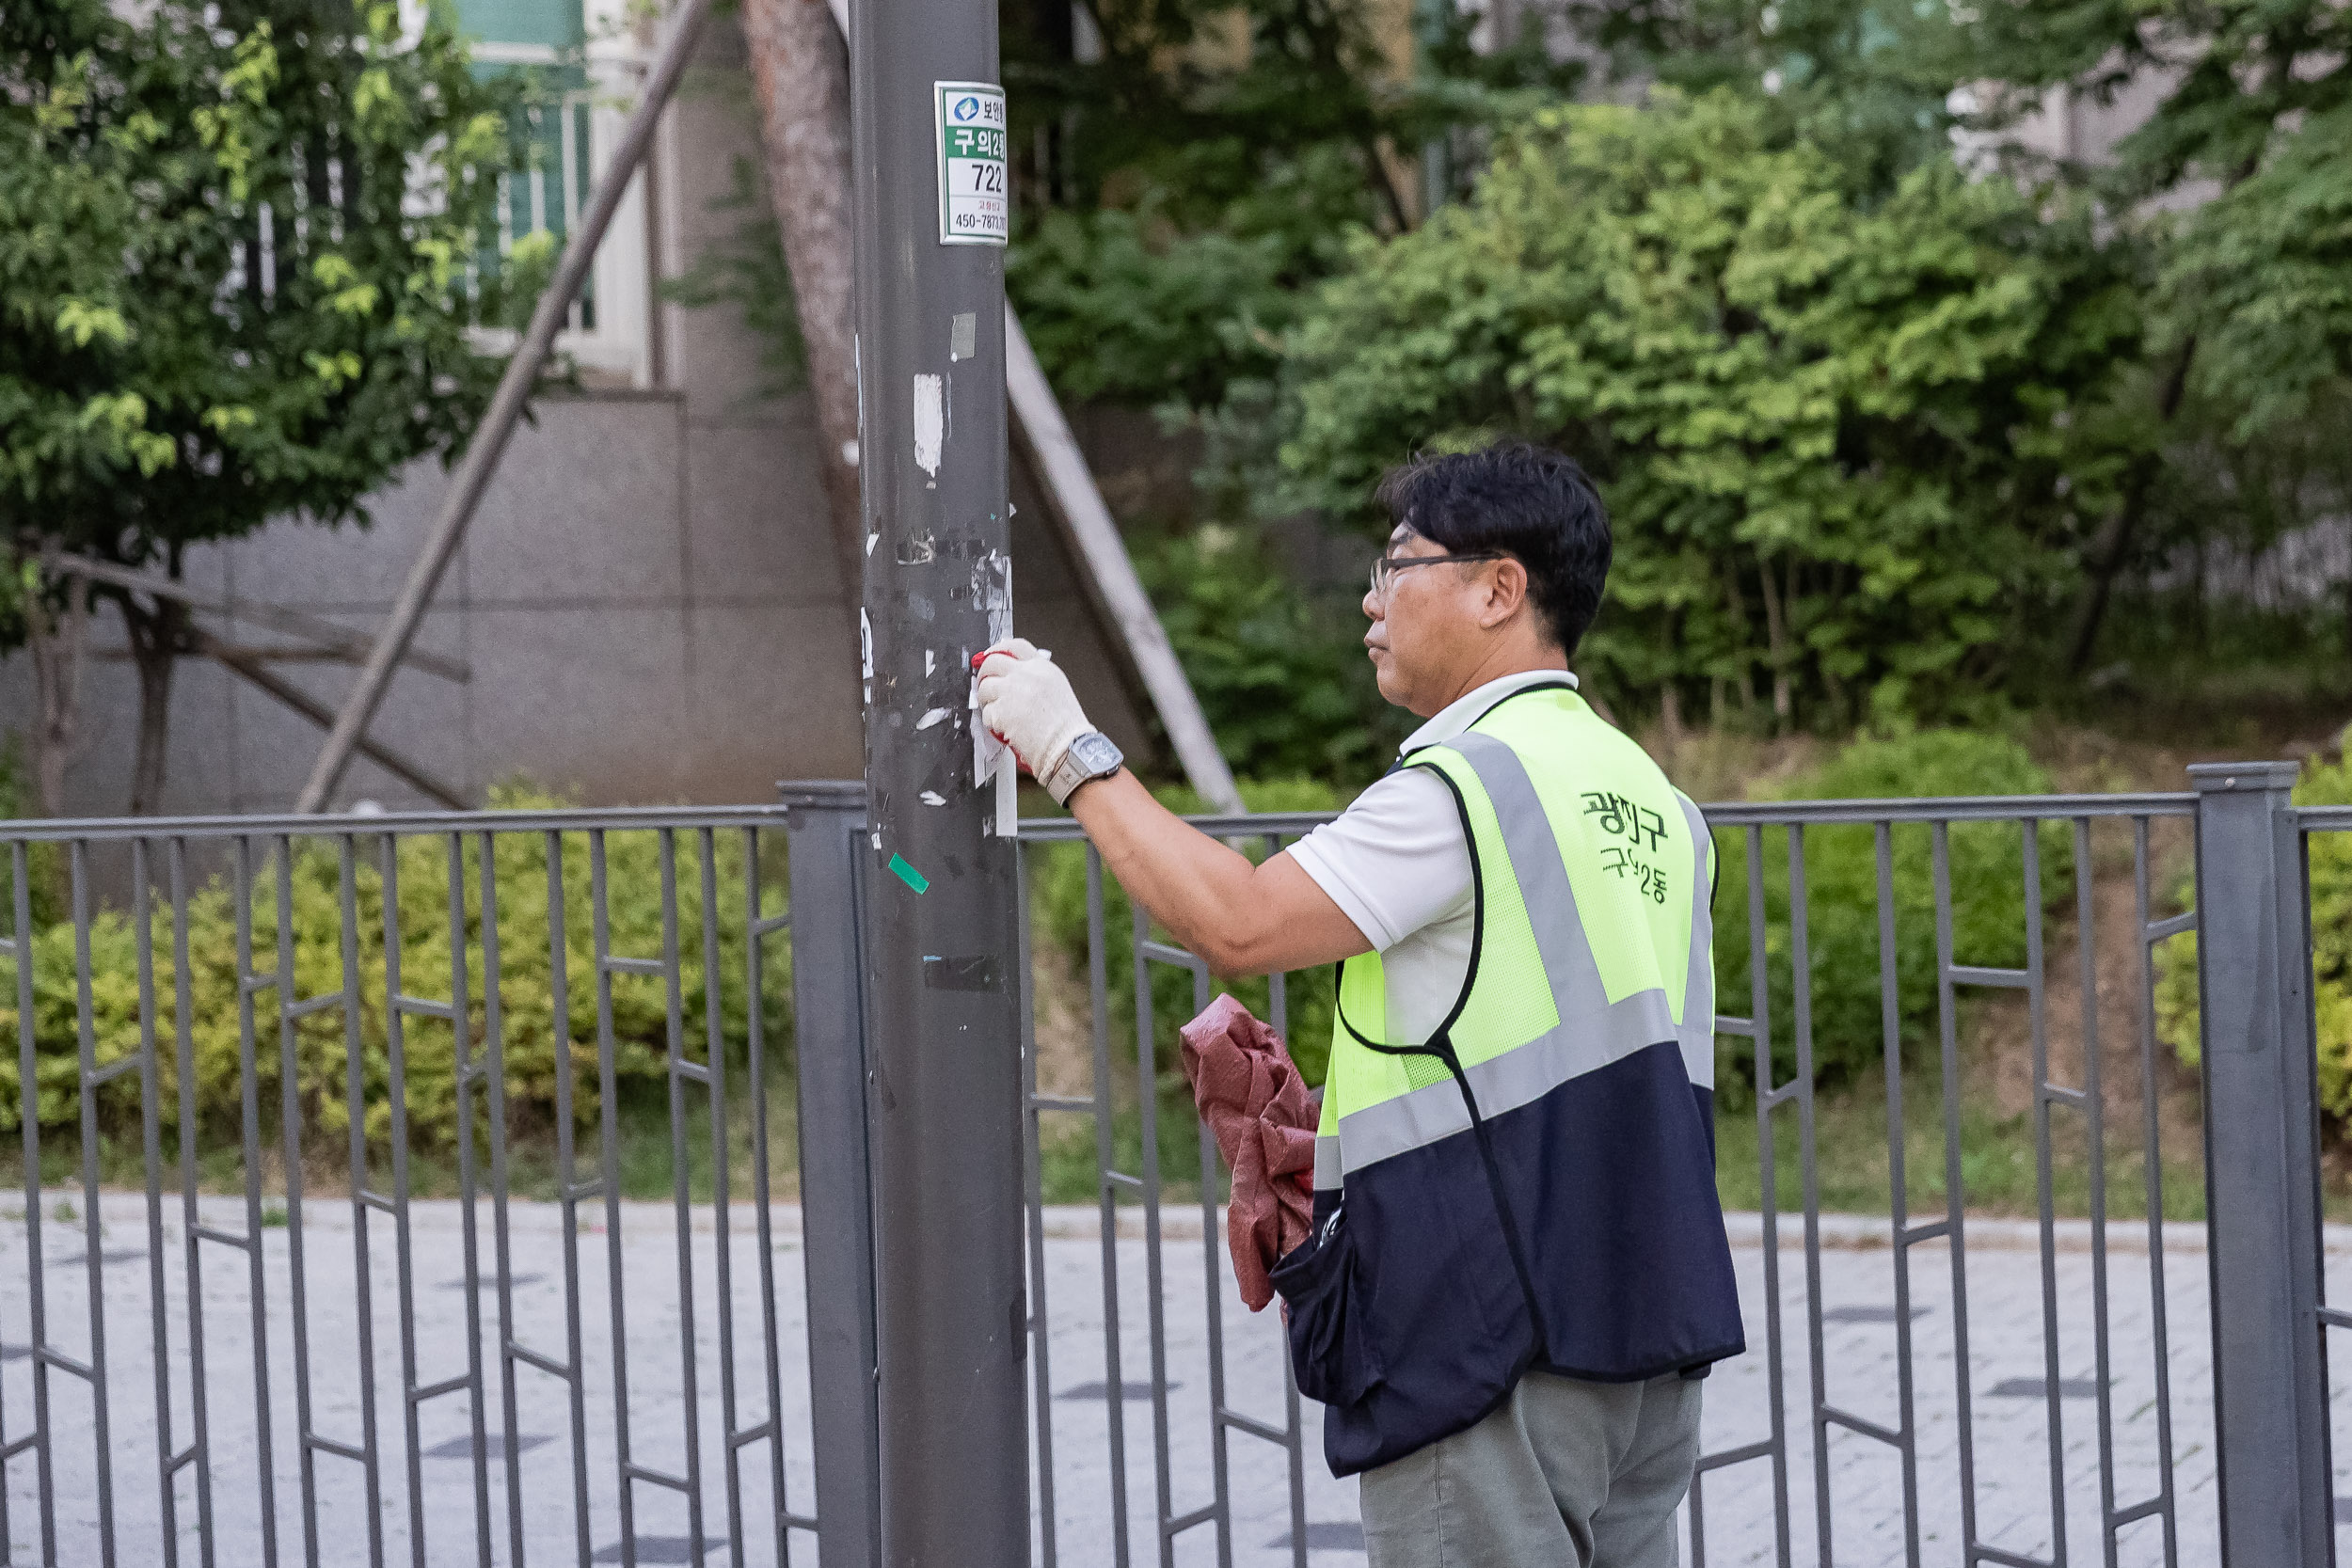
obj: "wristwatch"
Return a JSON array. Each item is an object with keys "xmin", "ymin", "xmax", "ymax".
[{"xmin": 1044, "ymin": 730, "xmax": 1124, "ymax": 805}]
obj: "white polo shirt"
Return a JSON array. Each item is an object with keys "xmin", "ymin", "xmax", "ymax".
[{"xmin": 1282, "ymin": 669, "xmax": 1577, "ymax": 1046}]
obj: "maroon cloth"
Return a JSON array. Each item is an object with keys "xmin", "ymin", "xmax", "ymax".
[{"xmin": 1178, "ymin": 993, "xmax": 1316, "ymax": 1311}]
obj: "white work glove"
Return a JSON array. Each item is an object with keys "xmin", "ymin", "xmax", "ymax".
[{"xmin": 975, "ymin": 638, "xmax": 1092, "ymax": 786}]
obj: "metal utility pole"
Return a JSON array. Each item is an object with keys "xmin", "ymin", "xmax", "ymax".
[{"xmin": 850, "ymin": 3, "xmax": 1031, "ymax": 1564}]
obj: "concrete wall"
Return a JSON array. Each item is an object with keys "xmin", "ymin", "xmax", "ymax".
[{"xmin": 2, "ymin": 19, "xmax": 1152, "ymax": 819}]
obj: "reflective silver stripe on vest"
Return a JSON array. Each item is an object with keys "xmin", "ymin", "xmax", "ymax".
[
  {"xmin": 1331, "ymin": 733, "xmax": 1706, "ymax": 1180},
  {"xmin": 1677, "ymin": 794, "xmax": 1716, "ymax": 1090},
  {"xmin": 1315, "ymin": 1132, "xmax": 1343, "ymax": 1191}
]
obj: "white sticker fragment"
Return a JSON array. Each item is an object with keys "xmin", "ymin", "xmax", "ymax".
[
  {"xmin": 926, "ymin": 650, "xmax": 936, "ymax": 675},
  {"xmin": 915, "ymin": 706, "xmax": 953, "ymax": 731},
  {"xmin": 912, "ymin": 374, "xmax": 945, "ymax": 476},
  {"xmin": 920, "ymin": 790, "xmax": 946, "ymax": 806},
  {"xmin": 843, "ymin": 438, "xmax": 860, "ymax": 467},
  {"xmin": 866, "ymin": 531, "xmax": 879, "ymax": 557}
]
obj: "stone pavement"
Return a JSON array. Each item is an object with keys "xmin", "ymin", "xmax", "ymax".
[{"xmin": 4, "ymin": 1195, "xmax": 2340, "ymax": 1565}]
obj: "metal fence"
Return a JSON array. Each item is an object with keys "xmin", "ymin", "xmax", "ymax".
[
  {"xmin": 1006, "ymin": 789, "xmax": 2224, "ymax": 1568},
  {"xmin": 2, "ymin": 766, "xmax": 2346, "ymax": 1567},
  {"xmin": 0, "ymin": 805, "xmax": 830, "ymax": 1568}
]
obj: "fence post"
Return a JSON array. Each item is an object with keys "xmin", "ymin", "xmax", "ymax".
[
  {"xmin": 781, "ymin": 781, "xmax": 882, "ymax": 1568},
  {"xmin": 2191, "ymin": 760, "xmax": 2331, "ymax": 1568}
]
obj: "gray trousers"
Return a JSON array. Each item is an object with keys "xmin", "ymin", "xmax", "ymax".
[{"xmin": 1358, "ymin": 1370, "xmax": 1703, "ymax": 1568}]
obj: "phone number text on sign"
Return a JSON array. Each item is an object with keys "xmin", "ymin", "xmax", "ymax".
[{"xmin": 934, "ymin": 82, "xmax": 1009, "ymax": 246}]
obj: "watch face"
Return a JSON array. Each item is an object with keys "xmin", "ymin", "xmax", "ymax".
[{"xmin": 1072, "ymin": 732, "xmax": 1122, "ymax": 774}]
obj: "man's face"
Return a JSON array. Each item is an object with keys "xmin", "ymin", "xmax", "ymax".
[{"xmin": 1362, "ymin": 525, "xmax": 1493, "ymax": 717}]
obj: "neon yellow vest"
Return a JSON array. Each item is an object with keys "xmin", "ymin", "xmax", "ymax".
[{"xmin": 1315, "ymin": 681, "xmax": 1715, "ymax": 1188}]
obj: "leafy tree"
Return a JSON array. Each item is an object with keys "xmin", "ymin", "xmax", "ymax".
[
  {"xmin": 1275, "ymin": 88, "xmax": 2142, "ymax": 729},
  {"xmin": 1935, "ymin": 0, "xmax": 2352, "ymax": 665},
  {"xmin": 1004, "ymin": 0, "xmax": 1580, "ymax": 420},
  {"xmin": 0, "ymin": 0, "xmax": 545, "ymax": 813}
]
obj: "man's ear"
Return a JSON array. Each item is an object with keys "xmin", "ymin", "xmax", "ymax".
[{"xmin": 1481, "ymin": 558, "xmax": 1528, "ymax": 629}]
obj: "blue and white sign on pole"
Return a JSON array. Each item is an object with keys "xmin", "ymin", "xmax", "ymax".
[{"xmin": 933, "ymin": 81, "xmax": 1009, "ymax": 245}]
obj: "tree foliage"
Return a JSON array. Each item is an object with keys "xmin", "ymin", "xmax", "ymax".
[
  {"xmin": 1275, "ymin": 89, "xmax": 2141, "ymax": 726},
  {"xmin": 1, "ymin": 0, "xmax": 543, "ymax": 554},
  {"xmin": 0, "ymin": 0, "xmax": 544, "ymax": 808}
]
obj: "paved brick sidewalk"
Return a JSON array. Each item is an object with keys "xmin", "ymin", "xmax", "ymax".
[{"xmin": 0, "ymin": 1196, "xmax": 2323, "ymax": 1565}]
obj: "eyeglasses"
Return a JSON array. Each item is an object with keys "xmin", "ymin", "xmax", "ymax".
[{"xmin": 1368, "ymin": 550, "xmax": 1505, "ymax": 600}]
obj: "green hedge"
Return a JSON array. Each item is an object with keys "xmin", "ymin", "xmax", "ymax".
[
  {"xmin": 0, "ymin": 788, "xmax": 791, "ymax": 1151},
  {"xmin": 1711, "ymin": 730, "xmax": 2074, "ymax": 1104}
]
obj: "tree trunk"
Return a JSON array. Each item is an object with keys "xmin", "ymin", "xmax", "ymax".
[
  {"xmin": 2064, "ymin": 339, "xmax": 2197, "ymax": 673},
  {"xmin": 1756, "ymin": 558, "xmax": 1795, "ymax": 727},
  {"xmin": 120, "ymin": 591, "xmax": 189, "ymax": 816},
  {"xmin": 25, "ymin": 566, "xmax": 90, "ymax": 817},
  {"xmin": 742, "ymin": 0, "xmax": 864, "ymax": 595}
]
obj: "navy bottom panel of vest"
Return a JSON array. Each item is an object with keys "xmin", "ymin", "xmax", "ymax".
[{"xmin": 1273, "ymin": 1039, "xmax": 1745, "ymax": 1477}]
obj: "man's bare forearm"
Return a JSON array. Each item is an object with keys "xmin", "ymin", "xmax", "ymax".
[{"xmin": 1066, "ymin": 771, "xmax": 1366, "ymax": 974}]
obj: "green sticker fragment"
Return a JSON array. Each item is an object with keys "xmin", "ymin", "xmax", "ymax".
[{"xmin": 887, "ymin": 853, "xmax": 930, "ymax": 895}]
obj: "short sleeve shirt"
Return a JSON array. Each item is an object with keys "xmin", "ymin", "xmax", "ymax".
[{"xmin": 1280, "ymin": 669, "xmax": 1577, "ymax": 1045}]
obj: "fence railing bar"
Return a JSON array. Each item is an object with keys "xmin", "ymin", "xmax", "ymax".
[
  {"xmin": 1162, "ymin": 1501, "xmax": 1218, "ymax": 1537},
  {"xmin": 390, "ymin": 993, "xmax": 454, "ymax": 1021},
  {"xmin": 671, "ymin": 1057, "xmax": 714, "ymax": 1085},
  {"xmin": 547, "ymin": 829, "xmax": 597, "ymax": 1568},
  {"xmin": 1873, "ymin": 821, "xmax": 1926, "ymax": 1568},
  {"xmin": 165, "ymin": 1444, "xmax": 200, "ymax": 1475},
  {"xmin": 230, "ymin": 838, "xmax": 282, "ymax": 1568},
  {"xmin": 738, "ymin": 840, "xmax": 784, "ymax": 1553},
  {"xmin": 695, "ymin": 828, "xmax": 749, "ymax": 1568},
  {"xmin": 411, "ymin": 1372, "xmax": 472, "ymax": 1403},
  {"xmin": 508, "ymin": 1341, "xmax": 575, "ymax": 1380},
  {"xmin": 238, "ymin": 971, "xmax": 280, "ymax": 993},
  {"xmin": 656, "ymin": 828, "xmax": 712, "ymax": 1567},
  {"xmin": 1017, "ymin": 845, "xmax": 1060, "ymax": 1568},
  {"xmin": 1971, "ymin": 1543, "xmax": 2058, "ymax": 1568},
  {"xmin": 34, "ymin": 1347, "xmax": 94, "ymax": 1380},
  {"xmin": 727, "ymin": 1418, "xmax": 775, "ymax": 1449},
  {"xmin": 305, "ymin": 1435, "xmax": 368, "ymax": 1465},
  {"xmin": 1901, "ymin": 1220, "xmax": 1952, "ymax": 1246},
  {"xmin": 1695, "ymin": 1437, "xmax": 1776, "ymax": 1473},
  {"xmin": 0, "ymin": 802, "xmax": 796, "ymax": 843},
  {"xmin": 356, "ymin": 1191, "xmax": 397, "ymax": 1216},
  {"xmin": 1947, "ymin": 964, "xmax": 2031, "ymax": 989},
  {"xmin": 87, "ymin": 1055, "xmax": 140, "ymax": 1087},
  {"xmin": 0, "ymin": 1431, "xmax": 40, "ymax": 1461},
  {"xmin": 1031, "ymin": 1093, "xmax": 1095, "ymax": 1114},
  {"xmin": 1216, "ymin": 1409, "xmax": 1287, "ymax": 1446},
  {"xmin": 1932, "ymin": 822, "xmax": 1983, "ymax": 1557},
  {"xmin": 1085, "ymin": 849, "xmax": 1134, "ymax": 1568},
  {"xmin": 135, "ymin": 845, "xmax": 179, "ymax": 1568},
  {"xmin": 1714, "ymin": 1015, "xmax": 1756, "ymax": 1038},
  {"xmin": 268, "ymin": 833, "xmax": 326, "ymax": 1568},
  {"xmin": 625, "ymin": 1462, "xmax": 693, "ymax": 1491},
  {"xmin": 2144, "ymin": 911, "xmax": 2196, "ymax": 942},
  {"xmin": 67, "ymin": 841, "xmax": 119, "ymax": 1566},
  {"xmin": 376, "ymin": 833, "xmax": 429, "ymax": 1568},
  {"xmin": 602, "ymin": 955, "xmax": 665, "ymax": 977},
  {"xmin": 1138, "ymin": 939, "xmax": 1201, "ymax": 970},
  {"xmin": 1820, "ymin": 1404, "xmax": 1902, "ymax": 1447},
  {"xmin": 285, "ymin": 992, "xmax": 345, "ymax": 1019},
  {"xmin": 477, "ymin": 830, "xmax": 531, "ymax": 1568},
  {"xmin": 1786, "ymin": 825, "xmax": 1838, "ymax": 1567},
  {"xmin": 193, "ymin": 1225, "xmax": 252, "ymax": 1249},
  {"xmin": 591, "ymin": 830, "xmax": 643, "ymax": 1565},
  {"xmin": 1134, "ymin": 897, "xmax": 1178, "ymax": 1568},
  {"xmin": 173, "ymin": 834, "xmax": 220, "ymax": 1568},
  {"xmin": 2110, "ymin": 1495, "xmax": 2169, "ymax": 1528},
  {"xmin": 2132, "ymin": 816, "xmax": 2183, "ymax": 1568},
  {"xmin": 2041, "ymin": 1084, "xmax": 2089, "ymax": 1109},
  {"xmin": 2318, "ymin": 1305, "xmax": 2352, "ymax": 1331}
]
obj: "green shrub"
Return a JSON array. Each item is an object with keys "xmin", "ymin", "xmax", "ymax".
[
  {"xmin": 2157, "ymin": 752, "xmax": 2352, "ymax": 1122},
  {"xmin": 0, "ymin": 785, "xmax": 791, "ymax": 1151},
  {"xmin": 1711, "ymin": 730, "xmax": 2074, "ymax": 1103},
  {"xmin": 1133, "ymin": 523, "xmax": 1406, "ymax": 784}
]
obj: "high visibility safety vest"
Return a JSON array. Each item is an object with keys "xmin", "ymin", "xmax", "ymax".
[{"xmin": 1269, "ymin": 679, "xmax": 1743, "ymax": 1477}]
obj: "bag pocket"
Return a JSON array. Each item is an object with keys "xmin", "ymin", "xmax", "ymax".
[{"xmin": 1270, "ymin": 1208, "xmax": 1384, "ymax": 1407}]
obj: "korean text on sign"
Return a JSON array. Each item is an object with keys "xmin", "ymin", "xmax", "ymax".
[{"xmin": 934, "ymin": 82, "xmax": 1009, "ymax": 246}]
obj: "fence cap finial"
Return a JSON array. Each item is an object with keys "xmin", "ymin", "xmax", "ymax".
[{"xmin": 2187, "ymin": 760, "xmax": 2302, "ymax": 793}]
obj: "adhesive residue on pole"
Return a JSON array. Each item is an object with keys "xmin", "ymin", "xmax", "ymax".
[{"xmin": 934, "ymin": 82, "xmax": 1009, "ymax": 246}]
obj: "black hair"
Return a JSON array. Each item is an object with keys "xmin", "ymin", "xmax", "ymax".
[{"xmin": 1375, "ymin": 440, "xmax": 1613, "ymax": 656}]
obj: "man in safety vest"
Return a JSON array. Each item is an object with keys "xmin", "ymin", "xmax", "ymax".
[{"xmin": 977, "ymin": 440, "xmax": 1742, "ymax": 1568}]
